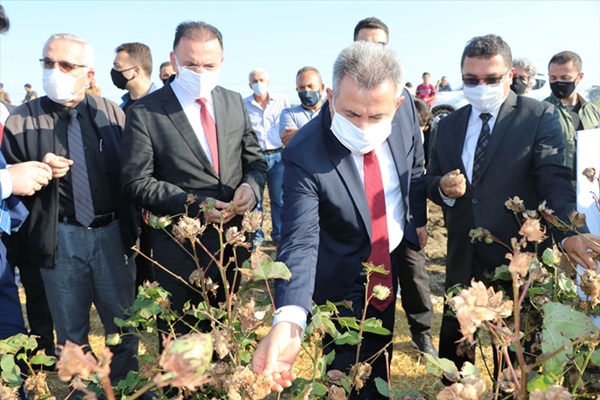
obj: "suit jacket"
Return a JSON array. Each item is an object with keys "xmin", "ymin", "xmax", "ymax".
[
  {"xmin": 275, "ymin": 94, "xmax": 426, "ymax": 313},
  {"xmin": 426, "ymin": 91, "xmax": 583, "ymax": 288},
  {"xmin": 121, "ymin": 83, "xmax": 267, "ymax": 216},
  {"xmin": 1, "ymin": 95, "xmax": 137, "ymax": 268}
]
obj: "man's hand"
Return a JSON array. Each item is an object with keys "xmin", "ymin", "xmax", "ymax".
[
  {"xmin": 203, "ymin": 198, "xmax": 234, "ymax": 224},
  {"xmin": 563, "ymin": 233, "xmax": 600, "ymax": 270},
  {"xmin": 42, "ymin": 152, "xmax": 73, "ymax": 178},
  {"xmin": 9, "ymin": 161, "xmax": 52, "ymax": 196},
  {"xmin": 439, "ymin": 169, "xmax": 466, "ymax": 199},
  {"xmin": 232, "ymin": 184, "xmax": 256, "ymax": 215},
  {"xmin": 280, "ymin": 127, "xmax": 298, "ymax": 146},
  {"xmin": 416, "ymin": 226, "xmax": 428, "ymax": 248},
  {"xmin": 252, "ymin": 321, "xmax": 302, "ymax": 392}
]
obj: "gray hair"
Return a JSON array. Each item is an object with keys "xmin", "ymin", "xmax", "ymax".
[
  {"xmin": 513, "ymin": 57, "xmax": 537, "ymax": 81},
  {"xmin": 248, "ymin": 68, "xmax": 269, "ymax": 82},
  {"xmin": 43, "ymin": 33, "xmax": 95, "ymax": 68},
  {"xmin": 332, "ymin": 41, "xmax": 404, "ymax": 101}
]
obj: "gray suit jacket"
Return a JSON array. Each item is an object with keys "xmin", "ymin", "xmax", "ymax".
[{"xmin": 426, "ymin": 91, "xmax": 583, "ymax": 288}]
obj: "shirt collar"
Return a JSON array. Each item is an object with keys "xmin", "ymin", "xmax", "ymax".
[
  {"xmin": 51, "ymin": 95, "xmax": 88, "ymax": 121},
  {"xmin": 170, "ymin": 77, "xmax": 214, "ymax": 109}
]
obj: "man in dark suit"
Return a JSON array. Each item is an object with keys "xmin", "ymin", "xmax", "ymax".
[
  {"xmin": 121, "ymin": 21, "xmax": 267, "ymax": 338},
  {"xmin": 425, "ymin": 34, "xmax": 600, "ymax": 371},
  {"xmin": 252, "ymin": 41, "xmax": 425, "ymax": 399},
  {"xmin": 354, "ymin": 16, "xmax": 435, "ymax": 355},
  {"xmin": 3, "ymin": 33, "xmax": 140, "ymax": 385}
]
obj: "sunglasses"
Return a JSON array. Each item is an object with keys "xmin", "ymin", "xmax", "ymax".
[
  {"xmin": 462, "ymin": 70, "xmax": 509, "ymax": 87},
  {"xmin": 40, "ymin": 58, "xmax": 87, "ymax": 73}
]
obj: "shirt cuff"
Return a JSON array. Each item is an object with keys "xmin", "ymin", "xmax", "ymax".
[
  {"xmin": 273, "ymin": 305, "xmax": 308, "ymax": 334},
  {"xmin": 0, "ymin": 168, "xmax": 12, "ymax": 200},
  {"xmin": 439, "ymin": 186, "xmax": 456, "ymax": 207}
]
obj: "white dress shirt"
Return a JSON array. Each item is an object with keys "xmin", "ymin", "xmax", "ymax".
[
  {"xmin": 274, "ymin": 140, "xmax": 405, "ymax": 332},
  {"xmin": 440, "ymin": 107, "xmax": 500, "ymax": 206},
  {"xmin": 244, "ymin": 92, "xmax": 290, "ymax": 150},
  {"xmin": 171, "ymin": 79, "xmax": 218, "ymax": 169}
]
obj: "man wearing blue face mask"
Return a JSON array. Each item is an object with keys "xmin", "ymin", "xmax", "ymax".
[
  {"xmin": 425, "ymin": 34, "xmax": 600, "ymax": 375},
  {"xmin": 253, "ymin": 41, "xmax": 425, "ymax": 400},
  {"xmin": 544, "ymin": 51, "xmax": 600, "ymax": 182},
  {"xmin": 121, "ymin": 21, "xmax": 267, "ymax": 343},
  {"xmin": 243, "ymin": 68, "xmax": 289, "ymax": 247},
  {"xmin": 279, "ymin": 66, "xmax": 326, "ymax": 146}
]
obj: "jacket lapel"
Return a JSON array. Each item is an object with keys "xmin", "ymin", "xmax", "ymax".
[
  {"xmin": 387, "ymin": 122, "xmax": 410, "ymax": 209},
  {"xmin": 212, "ymin": 87, "xmax": 227, "ymax": 177},
  {"xmin": 454, "ymin": 106, "xmax": 471, "ymax": 175},
  {"xmin": 322, "ymin": 101, "xmax": 372, "ymax": 239},
  {"xmin": 161, "ymin": 84, "xmax": 218, "ymax": 177}
]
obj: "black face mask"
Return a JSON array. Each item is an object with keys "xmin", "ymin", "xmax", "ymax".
[
  {"xmin": 110, "ymin": 67, "xmax": 135, "ymax": 90},
  {"xmin": 298, "ymin": 90, "xmax": 321, "ymax": 107},
  {"xmin": 510, "ymin": 76, "xmax": 527, "ymax": 95},
  {"xmin": 550, "ymin": 80, "xmax": 577, "ymax": 99}
]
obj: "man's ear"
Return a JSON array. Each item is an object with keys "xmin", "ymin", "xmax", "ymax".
[
  {"xmin": 169, "ymin": 51, "xmax": 178, "ymax": 75},
  {"xmin": 395, "ymin": 95, "xmax": 405, "ymax": 110}
]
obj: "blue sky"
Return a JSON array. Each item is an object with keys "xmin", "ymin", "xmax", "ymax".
[{"xmin": 0, "ymin": 0, "xmax": 599, "ymax": 104}]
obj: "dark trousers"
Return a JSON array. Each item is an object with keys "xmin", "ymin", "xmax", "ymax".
[
  {"xmin": 0, "ymin": 256, "xmax": 26, "ymax": 340},
  {"xmin": 324, "ymin": 247, "xmax": 400, "ymax": 400},
  {"xmin": 134, "ymin": 222, "xmax": 155, "ymax": 291},
  {"xmin": 14, "ymin": 261, "xmax": 56, "ymax": 357},
  {"xmin": 396, "ymin": 242, "xmax": 433, "ymax": 337},
  {"xmin": 151, "ymin": 222, "xmax": 248, "ymax": 349}
]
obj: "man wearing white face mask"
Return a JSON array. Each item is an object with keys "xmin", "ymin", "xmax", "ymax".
[
  {"xmin": 243, "ymin": 68, "xmax": 289, "ymax": 247},
  {"xmin": 253, "ymin": 42, "xmax": 424, "ymax": 399},
  {"xmin": 121, "ymin": 21, "xmax": 267, "ymax": 343},
  {"xmin": 426, "ymin": 34, "xmax": 600, "ymax": 374},
  {"xmin": 2, "ymin": 33, "xmax": 140, "ymax": 387}
]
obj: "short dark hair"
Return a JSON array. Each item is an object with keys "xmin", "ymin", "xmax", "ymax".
[
  {"xmin": 460, "ymin": 34, "xmax": 512, "ymax": 70},
  {"xmin": 296, "ymin": 66, "xmax": 322, "ymax": 87},
  {"xmin": 24, "ymin": 83, "xmax": 31, "ymax": 89},
  {"xmin": 414, "ymin": 98, "xmax": 433, "ymax": 128},
  {"xmin": 116, "ymin": 42, "xmax": 153, "ymax": 76},
  {"xmin": 548, "ymin": 51, "xmax": 582, "ymax": 73},
  {"xmin": 159, "ymin": 61, "xmax": 172, "ymax": 70},
  {"xmin": 173, "ymin": 21, "xmax": 223, "ymax": 52},
  {"xmin": 0, "ymin": 4, "xmax": 10, "ymax": 34},
  {"xmin": 353, "ymin": 17, "xmax": 388, "ymax": 41},
  {"xmin": 422, "ymin": 72, "xmax": 430, "ymax": 78}
]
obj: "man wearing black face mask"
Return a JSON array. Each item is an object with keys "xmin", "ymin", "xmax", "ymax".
[
  {"xmin": 112, "ymin": 42, "xmax": 158, "ymax": 113},
  {"xmin": 279, "ymin": 66, "xmax": 325, "ymax": 146},
  {"xmin": 510, "ymin": 57, "xmax": 537, "ymax": 96},
  {"xmin": 544, "ymin": 51, "xmax": 600, "ymax": 181}
]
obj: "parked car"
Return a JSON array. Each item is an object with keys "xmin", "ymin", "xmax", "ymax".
[{"xmin": 430, "ymin": 73, "xmax": 551, "ymax": 119}]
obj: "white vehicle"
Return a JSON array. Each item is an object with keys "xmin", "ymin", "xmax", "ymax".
[{"xmin": 431, "ymin": 73, "xmax": 551, "ymax": 119}]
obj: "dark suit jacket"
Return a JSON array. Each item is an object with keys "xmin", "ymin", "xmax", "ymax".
[
  {"xmin": 275, "ymin": 94, "xmax": 426, "ymax": 313},
  {"xmin": 426, "ymin": 91, "xmax": 582, "ymax": 288},
  {"xmin": 121, "ymin": 83, "xmax": 267, "ymax": 216},
  {"xmin": 2, "ymin": 95, "xmax": 137, "ymax": 268},
  {"xmin": 121, "ymin": 83, "xmax": 267, "ymax": 282}
]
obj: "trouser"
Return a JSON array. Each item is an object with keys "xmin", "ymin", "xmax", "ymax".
[
  {"xmin": 396, "ymin": 242, "xmax": 433, "ymax": 337},
  {"xmin": 40, "ymin": 221, "xmax": 138, "ymax": 383}
]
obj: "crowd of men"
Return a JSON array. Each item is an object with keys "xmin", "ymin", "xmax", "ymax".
[{"xmin": 0, "ymin": 5, "xmax": 599, "ymax": 399}]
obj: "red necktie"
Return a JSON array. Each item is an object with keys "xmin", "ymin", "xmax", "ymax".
[
  {"xmin": 364, "ymin": 150, "xmax": 393, "ymax": 312},
  {"xmin": 196, "ymin": 98, "xmax": 219, "ymax": 175}
]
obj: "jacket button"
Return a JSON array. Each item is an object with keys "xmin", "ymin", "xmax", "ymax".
[{"xmin": 472, "ymin": 198, "xmax": 478, "ymax": 205}]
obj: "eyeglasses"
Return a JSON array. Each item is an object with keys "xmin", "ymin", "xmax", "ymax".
[
  {"xmin": 462, "ymin": 70, "xmax": 509, "ymax": 87},
  {"xmin": 40, "ymin": 58, "xmax": 87, "ymax": 73}
]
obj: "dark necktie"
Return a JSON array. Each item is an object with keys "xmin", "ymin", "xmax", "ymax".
[
  {"xmin": 196, "ymin": 98, "xmax": 219, "ymax": 175},
  {"xmin": 472, "ymin": 113, "xmax": 492, "ymax": 186},
  {"xmin": 67, "ymin": 108, "xmax": 95, "ymax": 227},
  {"xmin": 364, "ymin": 150, "xmax": 393, "ymax": 312}
]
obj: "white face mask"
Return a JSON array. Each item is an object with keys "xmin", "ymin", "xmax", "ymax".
[
  {"xmin": 463, "ymin": 81, "xmax": 506, "ymax": 113},
  {"xmin": 42, "ymin": 68, "xmax": 87, "ymax": 104},
  {"xmin": 251, "ymin": 82, "xmax": 268, "ymax": 97},
  {"xmin": 330, "ymin": 99, "xmax": 393, "ymax": 155},
  {"xmin": 175, "ymin": 61, "xmax": 220, "ymax": 99}
]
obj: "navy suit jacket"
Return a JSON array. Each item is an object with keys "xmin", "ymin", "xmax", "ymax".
[
  {"xmin": 275, "ymin": 92, "xmax": 426, "ymax": 313},
  {"xmin": 426, "ymin": 91, "xmax": 583, "ymax": 288}
]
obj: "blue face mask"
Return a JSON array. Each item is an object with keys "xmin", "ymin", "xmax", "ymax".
[{"xmin": 298, "ymin": 90, "xmax": 321, "ymax": 107}]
